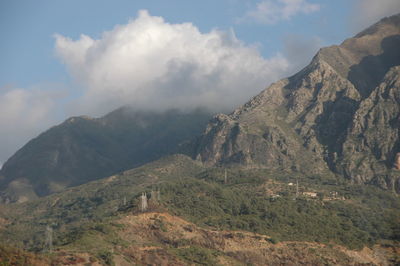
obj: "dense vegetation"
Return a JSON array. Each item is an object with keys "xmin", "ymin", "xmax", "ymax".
[
  {"xmin": 159, "ymin": 170, "xmax": 400, "ymax": 249},
  {"xmin": 0, "ymin": 155, "xmax": 398, "ymax": 257}
]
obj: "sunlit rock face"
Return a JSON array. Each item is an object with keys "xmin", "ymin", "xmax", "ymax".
[
  {"xmin": 193, "ymin": 14, "xmax": 400, "ymax": 192},
  {"xmin": 394, "ymin": 153, "xmax": 400, "ymax": 170}
]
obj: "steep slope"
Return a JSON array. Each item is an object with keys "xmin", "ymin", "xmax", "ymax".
[
  {"xmin": 0, "ymin": 107, "xmax": 212, "ymax": 202},
  {"xmin": 192, "ymin": 14, "xmax": 400, "ymax": 191},
  {"xmin": 338, "ymin": 66, "xmax": 400, "ymax": 189}
]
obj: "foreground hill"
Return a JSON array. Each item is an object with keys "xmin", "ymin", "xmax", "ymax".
[
  {"xmin": 192, "ymin": 14, "xmax": 400, "ymax": 192},
  {"xmin": 0, "ymin": 107, "xmax": 212, "ymax": 202},
  {"xmin": 0, "ymin": 154, "xmax": 398, "ymax": 265},
  {"xmin": 2, "ymin": 212, "xmax": 398, "ymax": 265}
]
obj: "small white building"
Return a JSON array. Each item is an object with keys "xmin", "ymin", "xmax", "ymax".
[{"xmin": 303, "ymin": 192, "xmax": 318, "ymax": 198}]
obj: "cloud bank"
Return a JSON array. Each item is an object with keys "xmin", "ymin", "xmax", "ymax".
[
  {"xmin": 1, "ymin": 10, "xmax": 293, "ymax": 167},
  {"xmin": 55, "ymin": 10, "xmax": 290, "ymax": 115},
  {"xmin": 283, "ymin": 34, "xmax": 323, "ymax": 74},
  {"xmin": 351, "ymin": 0, "xmax": 400, "ymax": 32},
  {"xmin": 0, "ymin": 87, "xmax": 60, "ymax": 166},
  {"xmin": 240, "ymin": 0, "xmax": 320, "ymax": 24}
]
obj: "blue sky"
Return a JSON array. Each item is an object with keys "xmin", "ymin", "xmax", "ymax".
[
  {"xmin": 1, "ymin": 0, "xmax": 350, "ymax": 87},
  {"xmin": 0, "ymin": 0, "xmax": 399, "ymax": 165}
]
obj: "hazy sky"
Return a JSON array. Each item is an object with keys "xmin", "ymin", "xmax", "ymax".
[{"xmin": 0, "ymin": 0, "xmax": 400, "ymax": 166}]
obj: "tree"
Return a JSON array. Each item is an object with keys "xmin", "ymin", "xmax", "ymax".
[{"xmin": 317, "ymin": 192, "xmax": 324, "ymax": 201}]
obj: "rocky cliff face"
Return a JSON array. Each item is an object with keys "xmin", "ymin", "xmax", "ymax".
[
  {"xmin": 338, "ymin": 66, "xmax": 400, "ymax": 190},
  {"xmin": 193, "ymin": 14, "xmax": 400, "ymax": 192},
  {"xmin": 0, "ymin": 107, "xmax": 212, "ymax": 202}
]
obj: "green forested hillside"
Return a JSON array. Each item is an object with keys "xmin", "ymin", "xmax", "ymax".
[
  {"xmin": 0, "ymin": 108, "xmax": 212, "ymax": 201},
  {"xmin": 0, "ymin": 155, "xmax": 398, "ymax": 255}
]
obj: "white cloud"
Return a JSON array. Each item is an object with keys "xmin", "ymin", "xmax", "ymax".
[
  {"xmin": 55, "ymin": 10, "xmax": 290, "ymax": 116},
  {"xmin": 0, "ymin": 87, "xmax": 60, "ymax": 164},
  {"xmin": 1, "ymin": 10, "xmax": 294, "ymax": 167},
  {"xmin": 240, "ymin": 0, "xmax": 320, "ymax": 24},
  {"xmin": 351, "ymin": 0, "xmax": 400, "ymax": 32}
]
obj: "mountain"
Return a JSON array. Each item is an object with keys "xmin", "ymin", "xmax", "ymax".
[
  {"xmin": 1, "ymin": 15, "xmax": 399, "ymax": 204},
  {"xmin": 1, "ymin": 13, "xmax": 400, "ymax": 266},
  {"xmin": 2, "ymin": 15, "xmax": 400, "ymax": 203},
  {"xmin": 0, "ymin": 107, "xmax": 213, "ymax": 202},
  {"xmin": 192, "ymin": 14, "xmax": 400, "ymax": 192}
]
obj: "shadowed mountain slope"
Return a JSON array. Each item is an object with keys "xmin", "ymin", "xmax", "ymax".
[{"xmin": 0, "ymin": 107, "xmax": 213, "ymax": 202}]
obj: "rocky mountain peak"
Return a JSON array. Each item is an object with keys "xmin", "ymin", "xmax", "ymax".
[
  {"xmin": 315, "ymin": 13, "xmax": 400, "ymax": 97},
  {"xmin": 354, "ymin": 13, "xmax": 400, "ymax": 39},
  {"xmin": 192, "ymin": 14, "xmax": 400, "ymax": 192}
]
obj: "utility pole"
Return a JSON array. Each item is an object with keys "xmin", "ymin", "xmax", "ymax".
[
  {"xmin": 140, "ymin": 192, "xmax": 148, "ymax": 212},
  {"xmin": 44, "ymin": 225, "xmax": 53, "ymax": 253},
  {"xmin": 224, "ymin": 169, "xmax": 228, "ymax": 184}
]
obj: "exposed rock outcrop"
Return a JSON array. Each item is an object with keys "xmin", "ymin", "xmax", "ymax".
[
  {"xmin": 338, "ymin": 66, "xmax": 400, "ymax": 191},
  {"xmin": 395, "ymin": 153, "xmax": 400, "ymax": 170}
]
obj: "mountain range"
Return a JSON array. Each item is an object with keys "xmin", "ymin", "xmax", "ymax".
[
  {"xmin": 2, "ymin": 15, "xmax": 400, "ymax": 202},
  {"xmin": 0, "ymin": 13, "xmax": 400, "ymax": 265}
]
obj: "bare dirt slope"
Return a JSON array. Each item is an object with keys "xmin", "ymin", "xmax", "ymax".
[
  {"xmin": 2, "ymin": 211, "xmax": 398, "ymax": 265},
  {"xmin": 113, "ymin": 212, "xmax": 399, "ymax": 265}
]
